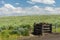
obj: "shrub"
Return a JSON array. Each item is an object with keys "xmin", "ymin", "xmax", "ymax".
[
  {"xmin": 13, "ymin": 26, "xmax": 19, "ymax": 30},
  {"xmin": 1, "ymin": 31, "xmax": 9, "ymax": 38},
  {"xmin": 0, "ymin": 27, "xmax": 2, "ymax": 32},
  {"xmin": 21, "ymin": 28, "xmax": 29, "ymax": 36},
  {"xmin": 8, "ymin": 25, "xmax": 14, "ymax": 30},
  {"xmin": 9, "ymin": 30, "xmax": 18, "ymax": 35},
  {"xmin": 0, "ymin": 24, "xmax": 30, "ymax": 36},
  {"xmin": 20, "ymin": 24, "xmax": 31, "ymax": 29},
  {"xmin": 17, "ymin": 28, "xmax": 29, "ymax": 36},
  {"xmin": 1, "ymin": 26, "xmax": 6, "ymax": 30},
  {"xmin": 17, "ymin": 28, "xmax": 25, "ymax": 35}
]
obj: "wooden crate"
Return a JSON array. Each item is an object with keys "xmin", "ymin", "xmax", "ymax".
[{"xmin": 32, "ymin": 23, "xmax": 52, "ymax": 35}]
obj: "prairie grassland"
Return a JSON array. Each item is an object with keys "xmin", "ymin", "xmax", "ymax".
[
  {"xmin": 0, "ymin": 15, "xmax": 60, "ymax": 40},
  {"xmin": 0, "ymin": 15, "xmax": 60, "ymax": 26}
]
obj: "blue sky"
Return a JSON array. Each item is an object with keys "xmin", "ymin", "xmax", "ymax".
[
  {"xmin": 0, "ymin": 0, "xmax": 59, "ymax": 7},
  {"xmin": 0, "ymin": 0, "xmax": 60, "ymax": 16}
]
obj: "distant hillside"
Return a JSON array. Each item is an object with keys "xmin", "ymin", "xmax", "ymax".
[{"xmin": 0, "ymin": 15, "xmax": 60, "ymax": 26}]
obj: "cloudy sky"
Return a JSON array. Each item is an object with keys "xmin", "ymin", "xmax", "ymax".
[{"xmin": 0, "ymin": 0, "xmax": 60, "ymax": 16}]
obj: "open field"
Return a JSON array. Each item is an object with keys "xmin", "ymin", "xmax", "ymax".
[
  {"xmin": 0, "ymin": 15, "xmax": 60, "ymax": 26},
  {"xmin": 0, "ymin": 15, "xmax": 60, "ymax": 40}
]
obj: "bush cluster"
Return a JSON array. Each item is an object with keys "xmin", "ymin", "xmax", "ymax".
[{"xmin": 0, "ymin": 24, "xmax": 31, "ymax": 36}]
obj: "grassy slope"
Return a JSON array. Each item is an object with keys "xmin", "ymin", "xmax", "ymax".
[{"xmin": 0, "ymin": 15, "xmax": 60, "ymax": 26}]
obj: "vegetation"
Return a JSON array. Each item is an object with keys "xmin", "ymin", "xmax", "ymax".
[{"xmin": 0, "ymin": 15, "xmax": 60, "ymax": 40}]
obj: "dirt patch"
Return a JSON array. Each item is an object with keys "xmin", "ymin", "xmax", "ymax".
[{"xmin": 18, "ymin": 33, "xmax": 60, "ymax": 40}]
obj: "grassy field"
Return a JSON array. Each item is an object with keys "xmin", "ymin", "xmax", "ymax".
[
  {"xmin": 0, "ymin": 15, "xmax": 60, "ymax": 26},
  {"xmin": 0, "ymin": 15, "xmax": 60, "ymax": 40}
]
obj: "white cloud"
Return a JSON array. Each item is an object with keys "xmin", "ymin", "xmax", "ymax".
[
  {"xmin": 27, "ymin": 1, "xmax": 35, "ymax": 4},
  {"xmin": 32, "ymin": 5, "xmax": 40, "ymax": 9},
  {"xmin": 0, "ymin": 4, "xmax": 60, "ymax": 16},
  {"xmin": 4, "ymin": 4, "xmax": 15, "ymax": 9},
  {"xmin": 29, "ymin": 0, "xmax": 55, "ymax": 5},
  {"xmin": 44, "ymin": 7, "xmax": 60, "ymax": 14},
  {"xmin": 23, "ymin": 5, "xmax": 47, "ymax": 15},
  {"xmin": 55, "ymin": 8, "xmax": 60, "ymax": 13},
  {"xmin": 45, "ymin": 7, "xmax": 55, "ymax": 12},
  {"xmin": 0, "ymin": 4, "xmax": 46, "ymax": 15},
  {"xmin": 0, "ymin": 4, "xmax": 23, "ymax": 15},
  {"xmin": 24, "ymin": 6, "xmax": 60, "ymax": 15}
]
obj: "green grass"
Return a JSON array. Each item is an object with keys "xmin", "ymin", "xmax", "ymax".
[
  {"xmin": 0, "ymin": 15, "xmax": 60, "ymax": 26},
  {"xmin": 0, "ymin": 15, "xmax": 60, "ymax": 32},
  {"xmin": 0, "ymin": 15, "xmax": 60, "ymax": 40}
]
